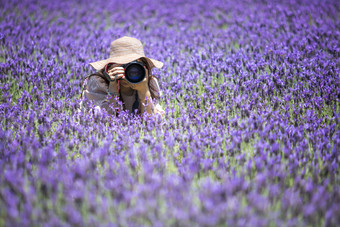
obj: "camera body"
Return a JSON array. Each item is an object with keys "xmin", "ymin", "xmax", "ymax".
[{"xmin": 104, "ymin": 61, "xmax": 146, "ymax": 84}]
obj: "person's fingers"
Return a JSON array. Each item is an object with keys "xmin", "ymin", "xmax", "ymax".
[
  {"xmin": 116, "ymin": 74, "xmax": 125, "ymax": 79},
  {"xmin": 108, "ymin": 67, "xmax": 124, "ymax": 74},
  {"xmin": 108, "ymin": 66, "xmax": 125, "ymax": 81},
  {"xmin": 109, "ymin": 73, "xmax": 124, "ymax": 80},
  {"xmin": 108, "ymin": 70, "xmax": 125, "ymax": 77}
]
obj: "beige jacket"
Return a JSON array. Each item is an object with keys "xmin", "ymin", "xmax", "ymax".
[{"xmin": 80, "ymin": 70, "xmax": 164, "ymax": 116}]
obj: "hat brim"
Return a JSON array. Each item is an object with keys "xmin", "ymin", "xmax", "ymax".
[{"xmin": 89, "ymin": 54, "xmax": 163, "ymax": 71}]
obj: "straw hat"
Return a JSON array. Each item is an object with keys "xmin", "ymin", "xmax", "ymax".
[{"xmin": 89, "ymin": 36, "xmax": 163, "ymax": 70}]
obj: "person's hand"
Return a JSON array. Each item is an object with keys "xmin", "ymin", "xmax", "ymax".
[{"xmin": 107, "ymin": 64, "xmax": 125, "ymax": 81}]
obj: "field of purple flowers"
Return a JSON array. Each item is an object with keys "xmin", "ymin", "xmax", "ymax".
[{"xmin": 1, "ymin": 0, "xmax": 340, "ymax": 226}]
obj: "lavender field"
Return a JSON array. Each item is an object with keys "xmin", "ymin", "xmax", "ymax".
[{"xmin": 1, "ymin": 0, "xmax": 340, "ymax": 226}]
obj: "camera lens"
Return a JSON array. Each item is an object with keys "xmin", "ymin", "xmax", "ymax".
[{"xmin": 124, "ymin": 62, "xmax": 145, "ymax": 84}]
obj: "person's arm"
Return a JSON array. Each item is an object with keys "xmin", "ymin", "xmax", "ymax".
[
  {"xmin": 122, "ymin": 77, "xmax": 154, "ymax": 114},
  {"xmin": 149, "ymin": 76, "xmax": 165, "ymax": 116},
  {"xmin": 82, "ymin": 75, "xmax": 114, "ymax": 114},
  {"xmin": 124, "ymin": 74, "xmax": 164, "ymax": 116}
]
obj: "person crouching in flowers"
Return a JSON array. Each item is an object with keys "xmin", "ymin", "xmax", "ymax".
[{"xmin": 80, "ymin": 36, "xmax": 165, "ymax": 117}]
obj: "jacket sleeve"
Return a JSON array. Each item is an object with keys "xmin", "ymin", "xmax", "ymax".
[
  {"xmin": 81, "ymin": 75, "xmax": 113, "ymax": 114},
  {"xmin": 148, "ymin": 76, "xmax": 165, "ymax": 116}
]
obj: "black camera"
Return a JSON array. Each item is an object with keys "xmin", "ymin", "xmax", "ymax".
[{"xmin": 104, "ymin": 61, "xmax": 146, "ymax": 84}]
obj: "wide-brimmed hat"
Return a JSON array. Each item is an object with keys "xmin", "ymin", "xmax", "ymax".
[{"xmin": 89, "ymin": 36, "xmax": 163, "ymax": 70}]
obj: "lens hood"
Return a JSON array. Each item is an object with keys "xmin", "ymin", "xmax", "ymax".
[{"xmin": 123, "ymin": 61, "xmax": 146, "ymax": 84}]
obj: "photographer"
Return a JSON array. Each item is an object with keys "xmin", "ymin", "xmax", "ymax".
[{"xmin": 80, "ymin": 36, "xmax": 165, "ymax": 117}]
